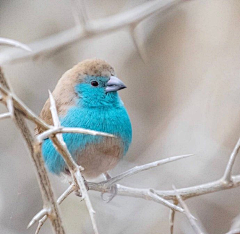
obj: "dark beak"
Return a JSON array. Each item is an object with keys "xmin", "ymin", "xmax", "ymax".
[{"xmin": 105, "ymin": 76, "xmax": 127, "ymax": 93}]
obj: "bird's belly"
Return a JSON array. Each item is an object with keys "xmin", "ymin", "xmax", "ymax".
[{"xmin": 75, "ymin": 137, "xmax": 123, "ymax": 178}]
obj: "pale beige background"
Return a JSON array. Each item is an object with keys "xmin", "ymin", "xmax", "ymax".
[{"xmin": 1, "ymin": 0, "xmax": 240, "ymax": 233}]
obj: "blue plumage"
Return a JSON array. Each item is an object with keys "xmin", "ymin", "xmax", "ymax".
[{"xmin": 41, "ymin": 73, "xmax": 132, "ymax": 177}]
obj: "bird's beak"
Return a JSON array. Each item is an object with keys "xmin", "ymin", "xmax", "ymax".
[{"xmin": 105, "ymin": 76, "xmax": 127, "ymax": 93}]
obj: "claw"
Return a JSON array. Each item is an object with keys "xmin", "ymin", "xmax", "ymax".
[
  {"xmin": 75, "ymin": 190, "xmax": 82, "ymax": 197},
  {"xmin": 101, "ymin": 184, "xmax": 118, "ymax": 203}
]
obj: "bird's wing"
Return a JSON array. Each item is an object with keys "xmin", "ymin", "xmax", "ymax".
[
  {"xmin": 35, "ymin": 97, "xmax": 53, "ymax": 135},
  {"xmin": 35, "ymin": 88, "xmax": 77, "ymax": 135}
]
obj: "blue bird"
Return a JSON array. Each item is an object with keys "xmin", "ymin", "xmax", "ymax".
[{"xmin": 36, "ymin": 59, "xmax": 132, "ymax": 179}]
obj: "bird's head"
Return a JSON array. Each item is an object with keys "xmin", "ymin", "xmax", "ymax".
[{"xmin": 56, "ymin": 59, "xmax": 126, "ymax": 108}]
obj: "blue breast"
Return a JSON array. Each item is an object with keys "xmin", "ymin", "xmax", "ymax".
[{"xmin": 42, "ymin": 102, "xmax": 132, "ymax": 174}]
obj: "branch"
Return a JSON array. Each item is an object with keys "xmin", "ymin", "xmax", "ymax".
[
  {"xmin": 169, "ymin": 200, "xmax": 178, "ymax": 234},
  {"xmin": 222, "ymin": 136, "xmax": 240, "ymax": 182},
  {"xmin": 173, "ymin": 185, "xmax": 205, "ymax": 234},
  {"xmin": 148, "ymin": 188, "xmax": 184, "ymax": 212},
  {"xmin": 0, "ymin": 112, "xmax": 11, "ymax": 120},
  {"xmin": 36, "ymin": 171, "xmax": 240, "ymax": 227},
  {"xmin": 0, "ymin": 84, "xmax": 50, "ymax": 130},
  {"xmin": 36, "ymin": 126, "xmax": 115, "ymax": 142},
  {"xmin": 0, "ymin": 68, "xmax": 65, "ymax": 234},
  {"xmin": 35, "ymin": 184, "xmax": 75, "ymax": 234},
  {"xmin": 33, "ymin": 184, "xmax": 185, "ymax": 233},
  {"xmin": 26, "ymin": 124, "xmax": 240, "ymax": 233},
  {"xmin": 0, "ymin": 84, "xmax": 115, "ymax": 142},
  {"xmin": 33, "ymin": 154, "xmax": 193, "ymax": 231},
  {"xmin": 101, "ymin": 154, "xmax": 194, "ymax": 187},
  {"xmin": 0, "ymin": 0, "xmax": 183, "ymax": 65},
  {"xmin": 88, "ymin": 175, "xmax": 240, "ymax": 201},
  {"xmin": 48, "ymin": 91, "xmax": 99, "ymax": 234},
  {"xmin": 0, "ymin": 37, "xmax": 32, "ymax": 52}
]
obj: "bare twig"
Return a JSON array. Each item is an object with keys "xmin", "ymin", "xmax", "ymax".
[
  {"xmin": 0, "ymin": 68, "xmax": 65, "ymax": 234},
  {"xmin": 173, "ymin": 185, "xmax": 205, "ymax": 234},
  {"xmin": 2, "ymin": 67, "xmax": 240, "ymax": 233},
  {"xmin": 48, "ymin": 91, "xmax": 80, "ymax": 172},
  {"xmin": 31, "ymin": 134, "xmax": 240, "ymax": 232},
  {"xmin": 35, "ymin": 184, "xmax": 76, "ymax": 234},
  {"xmin": 0, "ymin": 0, "xmax": 183, "ymax": 64},
  {"xmin": 0, "ymin": 84, "xmax": 50, "ymax": 130},
  {"xmin": 28, "ymin": 208, "xmax": 49, "ymax": 229},
  {"xmin": 169, "ymin": 200, "xmax": 178, "ymax": 234},
  {"xmin": 148, "ymin": 188, "xmax": 184, "ymax": 212},
  {"xmin": 48, "ymin": 91, "xmax": 99, "ymax": 234},
  {"xmin": 34, "ymin": 171, "xmax": 240, "ymax": 227},
  {"xmin": 0, "ymin": 37, "xmax": 32, "ymax": 52},
  {"xmin": 0, "ymin": 84, "xmax": 115, "ymax": 140},
  {"xmin": 0, "ymin": 112, "xmax": 11, "ymax": 120},
  {"xmin": 222, "ymin": 137, "xmax": 240, "ymax": 182},
  {"xmin": 33, "ymin": 154, "xmax": 193, "ymax": 231},
  {"xmin": 57, "ymin": 183, "xmax": 76, "ymax": 204},
  {"xmin": 34, "ymin": 183, "xmax": 185, "ymax": 232},
  {"xmin": 36, "ymin": 126, "xmax": 115, "ymax": 142},
  {"xmin": 88, "ymin": 175, "xmax": 240, "ymax": 201},
  {"xmin": 101, "ymin": 154, "xmax": 194, "ymax": 187},
  {"xmin": 6, "ymin": 95, "xmax": 14, "ymax": 118}
]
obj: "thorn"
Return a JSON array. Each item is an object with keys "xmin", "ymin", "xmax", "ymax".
[
  {"xmin": 0, "ymin": 37, "xmax": 32, "ymax": 52},
  {"xmin": 172, "ymin": 185, "xmax": 198, "ymax": 222},
  {"xmin": 27, "ymin": 209, "xmax": 49, "ymax": 229},
  {"xmin": 0, "ymin": 112, "xmax": 11, "ymax": 120}
]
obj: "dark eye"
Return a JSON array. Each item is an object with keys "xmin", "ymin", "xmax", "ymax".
[{"xmin": 91, "ymin": 81, "xmax": 99, "ymax": 87}]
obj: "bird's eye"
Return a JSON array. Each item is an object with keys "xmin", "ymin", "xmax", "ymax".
[{"xmin": 91, "ymin": 81, "xmax": 99, "ymax": 87}]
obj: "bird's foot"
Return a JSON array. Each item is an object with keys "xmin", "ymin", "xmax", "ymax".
[
  {"xmin": 75, "ymin": 190, "xmax": 82, "ymax": 197},
  {"xmin": 103, "ymin": 172, "xmax": 112, "ymax": 180},
  {"xmin": 101, "ymin": 172, "xmax": 117, "ymax": 202},
  {"xmin": 101, "ymin": 184, "xmax": 118, "ymax": 203},
  {"xmin": 83, "ymin": 177, "xmax": 89, "ymax": 191}
]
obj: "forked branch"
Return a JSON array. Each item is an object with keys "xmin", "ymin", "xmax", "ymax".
[
  {"xmin": 0, "ymin": 67, "xmax": 65, "ymax": 234},
  {"xmin": 0, "ymin": 0, "xmax": 184, "ymax": 65}
]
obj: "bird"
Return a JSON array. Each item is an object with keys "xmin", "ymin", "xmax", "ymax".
[{"xmin": 36, "ymin": 59, "xmax": 132, "ymax": 180}]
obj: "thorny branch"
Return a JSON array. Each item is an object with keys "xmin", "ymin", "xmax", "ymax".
[
  {"xmin": 0, "ymin": 0, "xmax": 184, "ymax": 65},
  {"xmin": 169, "ymin": 200, "xmax": 178, "ymax": 234},
  {"xmin": 0, "ymin": 68, "xmax": 65, "ymax": 234},
  {"xmin": 0, "ymin": 37, "xmax": 32, "ymax": 52},
  {"xmin": 48, "ymin": 91, "xmax": 99, "ymax": 234},
  {"xmin": 1, "ymin": 1, "xmax": 240, "ymax": 233},
  {"xmin": 173, "ymin": 185, "xmax": 205, "ymax": 234},
  {"xmin": 222, "ymin": 137, "xmax": 240, "ymax": 183},
  {"xmin": 35, "ymin": 184, "xmax": 76, "ymax": 234},
  {"xmin": 0, "ymin": 69, "xmax": 190, "ymax": 233},
  {"xmin": 2, "ymin": 66, "xmax": 240, "ymax": 233},
  {"xmin": 99, "ymin": 154, "xmax": 193, "ymax": 187}
]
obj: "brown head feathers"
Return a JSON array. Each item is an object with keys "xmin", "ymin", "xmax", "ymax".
[
  {"xmin": 36, "ymin": 59, "xmax": 115, "ymax": 134},
  {"xmin": 62, "ymin": 59, "xmax": 115, "ymax": 84}
]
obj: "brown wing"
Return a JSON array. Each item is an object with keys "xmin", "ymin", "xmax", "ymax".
[{"xmin": 35, "ymin": 98, "xmax": 53, "ymax": 135}]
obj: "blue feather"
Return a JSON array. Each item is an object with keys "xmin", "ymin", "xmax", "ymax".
[{"xmin": 42, "ymin": 76, "xmax": 132, "ymax": 174}]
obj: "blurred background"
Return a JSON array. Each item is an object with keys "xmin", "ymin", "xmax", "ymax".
[{"xmin": 1, "ymin": 0, "xmax": 240, "ymax": 233}]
